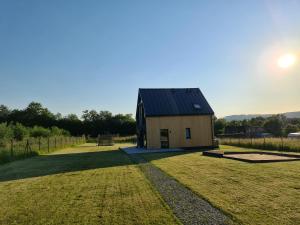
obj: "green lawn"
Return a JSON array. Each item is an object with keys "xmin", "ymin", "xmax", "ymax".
[
  {"xmin": 142, "ymin": 145, "xmax": 300, "ymax": 225},
  {"xmin": 0, "ymin": 143, "xmax": 179, "ymax": 225}
]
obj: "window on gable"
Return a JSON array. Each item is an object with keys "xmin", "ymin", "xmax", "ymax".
[
  {"xmin": 185, "ymin": 128, "xmax": 191, "ymax": 139},
  {"xmin": 193, "ymin": 104, "xmax": 201, "ymax": 109}
]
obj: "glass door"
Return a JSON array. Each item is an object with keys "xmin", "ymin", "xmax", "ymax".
[{"xmin": 160, "ymin": 129, "xmax": 169, "ymax": 148}]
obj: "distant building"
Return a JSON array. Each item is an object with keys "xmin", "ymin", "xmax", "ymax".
[
  {"xmin": 288, "ymin": 132, "xmax": 300, "ymax": 139},
  {"xmin": 136, "ymin": 88, "xmax": 215, "ymax": 149}
]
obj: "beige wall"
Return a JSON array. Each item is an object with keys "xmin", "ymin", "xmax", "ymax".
[{"xmin": 146, "ymin": 115, "xmax": 213, "ymax": 149}]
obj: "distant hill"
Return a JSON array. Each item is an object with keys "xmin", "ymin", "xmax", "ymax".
[{"xmin": 223, "ymin": 111, "xmax": 300, "ymax": 121}]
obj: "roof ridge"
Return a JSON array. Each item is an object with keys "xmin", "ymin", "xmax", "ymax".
[
  {"xmin": 137, "ymin": 88, "xmax": 214, "ymax": 116},
  {"xmin": 139, "ymin": 88, "xmax": 199, "ymax": 90}
]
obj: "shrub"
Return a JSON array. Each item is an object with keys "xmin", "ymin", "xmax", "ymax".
[
  {"xmin": 0, "ymin": 123, "xmax": 13, "ymax": 146},
  {"xmin": 11, "ymin": 123, "xmax": 29, "ymax": 141},
  {"xmin": 50, "ymin": 126, "xmax": 70, "ymax": 136},
  {"xmin": 30, "ymin": 126, "xmax": 51, "ymax": 137}
]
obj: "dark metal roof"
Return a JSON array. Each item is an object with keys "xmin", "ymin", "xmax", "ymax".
[{"xmin": 138, "ymin": 88, "xmax": 214, "ymax": 117}]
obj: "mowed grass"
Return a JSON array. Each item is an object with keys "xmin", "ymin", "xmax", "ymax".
[
  {"xmin": 0, "ymin": 143, "xmax": 179, "ymax": 225},
  {"xmin": 142, "ymin": 145, "xmax": 300, "ymax": 225}
]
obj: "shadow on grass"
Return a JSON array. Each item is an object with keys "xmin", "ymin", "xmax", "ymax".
[
  {"xmin": 0, "ymin": 150, "xmax": 136, "ymax": 182},
  {"xmin": 0, "ymin": 148, "xmax": 205, "ymax": 183},
  {"xmin": 139, "ymin": 149, "xmax": 207, "ymax": 160}
]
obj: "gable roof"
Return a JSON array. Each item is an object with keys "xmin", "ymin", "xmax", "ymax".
[{"xmin": 138, "ymin": 88, "xmax": 214, "ymax": 117}]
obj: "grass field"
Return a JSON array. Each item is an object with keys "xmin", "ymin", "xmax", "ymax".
[
  {"xmin": 142, "ymin": 145, "xmax": 300, "ymax": 225},
  {"xmin": 220, "ymin": 137, "xmax": 300, "ymax": 153},
  {"xmin": 0, "ymin": 136, "xmax": 85, "ymax": 165},
  {"xmin": 0, "ymin": 143, "xmax": 179, "ymax": 225}
]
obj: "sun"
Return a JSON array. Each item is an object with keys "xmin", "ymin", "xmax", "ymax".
[{"xmin": 277, "ymin": 53, "xmax": 296, "ymax": 69}]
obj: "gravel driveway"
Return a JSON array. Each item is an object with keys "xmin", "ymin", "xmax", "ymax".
[{"xmin": 129, "ymin": 154, "xmax": 233, "ymax": 225}]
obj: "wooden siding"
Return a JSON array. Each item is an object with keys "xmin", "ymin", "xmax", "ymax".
[{"xmin": 146, "ymin": 115, "xmax": 213, "ymax": 149}]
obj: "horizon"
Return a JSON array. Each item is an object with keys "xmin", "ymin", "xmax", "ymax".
[
  {"xmin": 1, "ymin": 1, "xmax": 300, "ymax": 118},
  {"xmin": 2, "ymin": 100, "xmax": 300, "ymax": 120}
]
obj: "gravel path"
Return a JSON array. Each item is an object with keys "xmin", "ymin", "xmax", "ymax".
[{"xmin": 129, "ymin": 154, "xmax": 233, "ymax": 225}]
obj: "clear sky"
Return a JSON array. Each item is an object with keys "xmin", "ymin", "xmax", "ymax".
[{"xmin": 1, "ymin": 0, "xmax": 300, "ymax": 118}]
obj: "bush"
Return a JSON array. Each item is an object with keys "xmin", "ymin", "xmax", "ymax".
[
  {"xmin": 0, "ymin": 123, "xmax": 13, "ymax": 139},
  {"xmin": 50, "ymin": 126, "xmax": 70, "ymax": 136},
  {"xmin": 30, "ymin": 126, "xmax": 51, "ymax": 137},
  {"xmin": 11, "ymin": 123, "xmax": 29, "ymax": 141},
  {"xmin": 0, "ymin": 123, "xmax": 71, "ymax": 140}
]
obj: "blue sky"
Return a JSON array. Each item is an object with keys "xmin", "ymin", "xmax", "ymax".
[{"xmin": 1, "ymin": 0, "xmax": 300, "ymax": 118}]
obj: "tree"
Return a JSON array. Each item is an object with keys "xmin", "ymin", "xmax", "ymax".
[
  {"xmin": 0, "ymin": 123, "xmax": 13, "ymax": 140},
  {"xmin": 30, "ymin": 126, "xmax": 51, "ymax": 137},
  {"xmin": 263, "ymin": 115, "xmax": 284, "ymax": 136},
  {"xmin": 66, "ymin": 114, "xmax": 79, "ymax": 121},
  {"xmin": 50, "ymin": 126, "xmax": 70, "ymax": 136},
  {"xmin": 11, "ymin": 123, "xmax": 29, "ymax": 141},
  {"xmin": 55, "ymin": 113, "xmax": 62, "ymax": 120},
  {"xmin": 0, "ymin": 105, "xmax": 10, "ymax": 123},
  {"xmin": 249, "ymin": 116, "xmax": 265, "ymax": 127},
  {"xmin": 82, "ymin": 110, "xmax": 99, "ymax": 122},
  {"xmin": 99, "ymin": 111, "xmax": 112, "ymax": 120},
  {"xmin": 214, "ymin": 119, "xmax": 226, "ymax": 135},
  {"xmin": 0, "ymin": 102, "xmax": 137, "ymax": 137},
  {"xmin": 284, "ymin": 124, "xmax": 299, "ymax": 136}
]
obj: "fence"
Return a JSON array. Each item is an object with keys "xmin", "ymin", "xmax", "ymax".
[
  {"xmin": 0, "ymin": 136, "xmax": 86, "ymax": 164},
  {"xmin": 219, "ymin": 137, "xmax": 300, "ymax": 153},
  {"xmin": 97, "ymin": 135, "xmax": 114, "ymax": 146},
  {"xmin": 113, "ymin": 135, "xmax": 137, "ymax": 144},
  {"xmin": 87, "ymin": 135, "xmax": 137, "ymax": 144}
]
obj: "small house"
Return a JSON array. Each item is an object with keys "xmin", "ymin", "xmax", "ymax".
[
  {"xmin": 288, "ymin": 132, "xmax": 300, "ymax": 139},
  {"xmin": 136, "ymin": 88, "xmax": 215, "ymax": 149}
]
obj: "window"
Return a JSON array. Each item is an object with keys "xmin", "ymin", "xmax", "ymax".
[
  {"xmin": 186, "ymin": 128, "xmax": 191, "ymax": 139},
  {"xmin": 160, "ymin": 129, "xmax": 169, "ymax": 141},
  {"xmin": 193, "ymin": 104, "xmax": 201, "ymax": 109}
]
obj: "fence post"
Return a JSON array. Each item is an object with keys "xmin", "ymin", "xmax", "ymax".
[
  {"xmin": 54, "ymin": 138, "xmax": 57, "ymax": 148},
  {"xmin": 263, "ymin": 137, "xmax": 266, "ymax": 149},
  {"xmin": 10, "ymin": 139, "xmax": 13, "ymax": 157},
  {"xmin": 25, "ymin": 139, "xmax": 31, "ymax": 155},
  {"xmin": 48, "ymin": 137, "xmax": 50, "ymax": 152},
  {"xmin": 38, "ymin": 137, "xmax": 41, "ymax": 151},
  {"xmin": 281, "ymin": 137, "xmax": 283, "ymax": 150}
]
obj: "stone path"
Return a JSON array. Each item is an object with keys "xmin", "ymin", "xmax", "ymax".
[
  {"xmin": 121, "ymin": 146, "xmax": 183, "ymax": 154},
  {"xmin": 129, "ymin": 154, "xmax": 233, "ymax": 225}
]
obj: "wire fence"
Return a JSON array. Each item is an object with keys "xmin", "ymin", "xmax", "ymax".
[
  {"xmin": 0, "ymin": 136, "xmax": 86, "ymax": 164},
  {"xmin": 86, "ymin": 135, "xmax": 137, "ymax": 144},
  {"xmin": 219, "ymin": 137, "xmax": 300, "ymax": 153}
]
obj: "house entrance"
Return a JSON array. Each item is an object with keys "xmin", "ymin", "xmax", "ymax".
[{"xmin": 160, "ymin": 129, "xmax": 169, "ymax": 148}]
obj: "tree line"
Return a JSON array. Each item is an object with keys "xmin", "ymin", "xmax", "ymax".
[
  {"xmin": 0, "ymin": 102, "xmax": 136, "ymax": 137},
  {"xmin": 214, "ymin": 115, "xmax": 300, "ymax": 137},
  {"xmin": 0, "ymin": 123, "xmax": 70, "ymax": 142}
]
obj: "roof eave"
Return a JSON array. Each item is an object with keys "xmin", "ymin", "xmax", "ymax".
[{"xmin": 145, "ymin": 113, "xmax": 214, "ymax": 117}]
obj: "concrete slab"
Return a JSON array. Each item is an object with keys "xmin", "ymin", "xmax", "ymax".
[{"xmin": 121, "ymin": 146, "xmax": 183, "ymax": 154}]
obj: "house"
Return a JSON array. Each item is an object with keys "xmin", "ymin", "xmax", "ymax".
[
  {"xmin": 288, "ymin": 132, "xmax": 300, "ymax": 139},
  {"xmin": 136, "ymin": 88, "xmax": 215, "ymax": 149}
]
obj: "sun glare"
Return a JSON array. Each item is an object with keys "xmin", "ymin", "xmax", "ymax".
[{"xmin": 277, "ymin": 53, "xmax": 296, "ymax": 69}]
